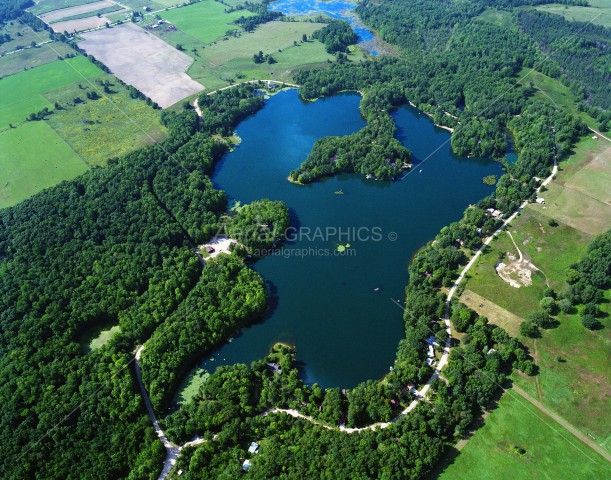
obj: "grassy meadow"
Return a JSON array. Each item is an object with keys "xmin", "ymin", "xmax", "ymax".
[
  {"xmin": 0, "ymin": 56, "xmax": 101, "ymax": 128},
  {"xmin": 535, "ymin": 1, "xmax": 611, "ymax": 29},
  {"xmin": 29, "ymin": 0, "xmax": 101, "ymax": 15},
  {"xmin": 437, "ymin": 391, "xmax": 610, "ymax": 480},
  {"xmin": 187, "ymin": 21, "xmax": 361, "ymax": 90},
  {"xmin": 460, "ymin": 133, "xmax": 611, "ymax": 452},
  {"xmin": 0, "ymin": 121, "xmax": 88, "ymax": 208},
  {"xmin": 159, "ymin": 0, "xmax": 255, "ymax": 44}
]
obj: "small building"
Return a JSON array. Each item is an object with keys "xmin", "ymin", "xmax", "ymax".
[
  {"xmin": 536, "ymin": 196, "xmax": 545, "ymax": 204},
  {"xmin": 204, "ymin": 245, "xmax": 215, "ymax": 254},
  {"xmin": 266, "ymin": 362, "xmax": 282, "ymax": 374},
  {"xmin": 242, "ymin": 459, "xmax": 251, "ymax": 471},
  {"xmin": 248, "ymin": 442, "xmax": 259, "ymax": 454},
  {"xmin": 177, "ymin": 470, "xmax": 183, "ymax": 476},
  {"xmin": 427, "ymin": 345, "xmax": 435, "ymax": 358},
  {"xmin": 426, "ymin": 358, "xmax": 436, "ymax": 366},
  {"xmin": 487, "ymin": 348, "xmax": 497, "ymax": 355}
]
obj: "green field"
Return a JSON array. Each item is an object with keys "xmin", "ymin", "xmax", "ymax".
[
  {"xmin": 44, "ymin": 76, "xmax": 167, "ymax": 166},
  {"xmin": 535, "ymin": 2, "xmax": 611, "ymax": 29},
  {"xmin": 159, "ymin": 0, "xmax": 255, "ymax": 44},
  {"xmin": 29, "ymin": 0, "xmax": 101, "ymax": 15},
  {"xmin": 475, "ymin": 7, "xmax": 517, "ymax": 29},
  {"xmin": 0, "ymin": 21, "xmax": 51, "ymax": 56},
  {"xmin": 512, "ymin": 294, "xmax": 611, "ymax": 451},
  {"xmin": 527, "ymin": 135, "xmax": 611, "ymax": 235},
  {"xmin": 186, "ymin": 21, "xmax": 360, "ymax": 90},
  {"xmin": 0, "ymin": 121, "xmax": 88, "ymax": 208},
  {"xmin": 437, "ymin": 391, "xmax": 610, "ymax": 480},
  {"xmin": 464, "ymin": 230, "xmax": 549, "ymax": 320},
  {"xmin": 0, "ymin": 56, "xmax": 102, "ymax": 128},
  {"xmin": 0, "ymin": 42, "xmax": 76, "ymax": 78},
  {"xmin": 461, "ymin": 134, "xmax": 611, "ymax": 452}
]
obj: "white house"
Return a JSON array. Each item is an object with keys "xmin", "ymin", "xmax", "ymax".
[
  {"xmin": 248, "ymin": 442, "xmax": 259, "ymax": 454},
  {"xmin": 242, "ymin": 459, "xmax": 251, "ymax": 471},
  {"xmin": 536, "ymin": 197, "xmax": 545, "ymax": 204}
]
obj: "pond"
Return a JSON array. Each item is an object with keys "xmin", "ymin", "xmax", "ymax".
[
  {"xmin": 269, "ymin": 0, "xmax": 379, "ymax": 54},
  {"xmin": 174, "ymin": 90, "xmax": 504, "ymax": 405}
]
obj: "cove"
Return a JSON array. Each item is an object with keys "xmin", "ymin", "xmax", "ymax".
[
  {"xmin": 270, "ymin": 0, "xmax": 378, "ymax": 54},
  {"xmin": 175, "ymin": 90, "xmax": 503, "ymax": 404}
]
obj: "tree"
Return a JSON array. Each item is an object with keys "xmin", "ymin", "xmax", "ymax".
[
  {"xmin": 528, "ymin": 311, "xmax": 553, "ymax": 329},
  {"xmin": 539, "ymin": 297, "xmax": 556, "ymax": 315},
  {"xmin": 302, "ymin": 33, "xmax": 307, "ymax": 42},
  {"xmin": 558, "ymin": 298, "xmax": 572, "ymax": 313},
  {"xmin": 520, "ymin": 320, "xmax": 540, "ymax": 338},
  {"xmin": 581, "ymin": 314, "xmax": 601, "ymax": 330}
]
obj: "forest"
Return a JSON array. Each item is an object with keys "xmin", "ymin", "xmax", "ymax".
[
  {"xmin": 0, "ymin": 0, "xmax": 607, "ymax": 478},
  {"xmin": 311, "ymin": 20, "xmax": 358, "ymax": 53}
]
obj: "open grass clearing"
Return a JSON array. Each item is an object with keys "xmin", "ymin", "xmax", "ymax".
[
  {"xmin": 527, "ymin": 136, "xmax": 611, "ymax": 235},
  {"xmin": 186, "ymin": 21, "xmax": 360, "ymax": 90},
  {"xmin": 0, "ymin": 20, "xmax": 52, "ymax": 56},
  {"xmin": 475, "ymin": 7, "xmax": 517, "ymax": 29},
  {"xmin": 0, "ymin": 55, "xmax": 102, "ymax": 128},
  {"xmin": 516, "ymin": 68, "xmax": 599, "ymax": 129},
  {"xmin": 534, "ymin": 3, "xmax": 611, "ymax": 29},
  {"xmin": 44, "ymin": 77, "xmax": 167, "ymax": 166},
  {"xmin": 464, "ymin": 231, "xmax": 548, "ymax": 320},
  {"xmin": 78, "ymin": 22, "xmax": 204, "ymax": 107},
  {"xmin": 512, "ymin": 292, "xmax": 611, "ymax": 451},
  {"xmin": 158, "ymin": 0, "xmax": 255, "ymax": 44},
  {"xmin": 0, "ymin": 42, "xmax": 75, "ymax": 78},
  {"xmin": 0, "ymin": 121, "xmax": 88, "ymax": 208},
  {"xmin": 459, "ymin": 289, "xmax": 524, "ymax": 337},
  {"xmin": 78, "ymin": 323, "xmax": 121, "ymax": 351},
  {"xmin": 437, "ymin": 390, "xmax": 610, "ymax": 480}
]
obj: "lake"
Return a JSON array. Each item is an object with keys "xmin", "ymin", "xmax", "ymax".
[
  {"xmin": 269, "ymin": 0, "xmax": 378, "ymax": 54},
  {"xmin": 175, "ymin": 90, "xmax": 503, "ymax": 404}
]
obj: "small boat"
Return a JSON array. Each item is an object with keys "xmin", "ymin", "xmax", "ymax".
[
  {"xmin": 373, "ymin": 287, "xmax": 380, "ymax": 292},
  {"xmin": 334, "ymin": 190, "xmax": 344, "ymax": 195},
  {"xmin": 419, "ymin": 169, "xmax": 422, "ymax": 173}
]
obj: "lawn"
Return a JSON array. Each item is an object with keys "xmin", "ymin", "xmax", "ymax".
[
  {"xmin": 0, "ymin": 121, "xmax": 88, "ymax": 208},
  {"xmin": 437, "ymin": 391, "xmax": 610, "ymax": 480},
  {"xmin": 44, "ymin": 75, "xmax": 167, "ymax": 166},
  {"xmin": 475, "ymin": 7, "xmax": 517, "ymax": 29},
  {"xmin": 159, "ymin": 0, "xmax": 255, "ymax": 44},
  {"xmin": 0, "ymin": 56, "xmax": 102, "ymax": 128},
  {"xmin": 535, "ymin": 3, "xmax": 611, "ymax": 29}
]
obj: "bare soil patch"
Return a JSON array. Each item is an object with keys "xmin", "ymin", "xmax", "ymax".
[
  {"xmin": 51, "ymin": 15, "xmax": 110, "ymax": 32},
  {"xmin": 79, "ymin": 23, "xmax": 204, "ymax": 107},
  {"xmin": 39, "ymin": 0, "xmax": 113, "ymax": 22}
]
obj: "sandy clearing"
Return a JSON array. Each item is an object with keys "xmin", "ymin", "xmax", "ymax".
[
  {"xmin": 51, "ymin": 15, "xmax": 111, "ymax": 33},
  {"xmin": 39, "ymin": 0, "xmax": 114, "ymax": 23},
  {"xmin": 78, "ymin": 23, "xmax": 204, "ymax": 108}
]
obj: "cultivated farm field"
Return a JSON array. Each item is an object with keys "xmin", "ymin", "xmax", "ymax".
[
  {"xmin": 29, "ymin": 0, "xmax": 101, "ymax": 15},
  {"xmin": 0, "ymin": 121, "xmax": 88, "ymax": 208},
  {"xmin": 535, "ymin": 1, "xmax": 611, "ymax": 29},
  {"xmin": 79, "ymin": 23, "xmax": 204, "ymax": 107}
]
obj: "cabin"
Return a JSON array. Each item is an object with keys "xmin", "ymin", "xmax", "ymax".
[
  {"xmin": 248, "ymin": 442, "xmax": 259, "ymax": 454},
  {"xmin": 426, "ymin": 358, "xmax": 436, "ymax": 366},
  {"xmin": 266, "ymin": 362, "xmax": 282, "ymax": 374},
  {"xmin": 427, "ymin": 345, "xmax": 435, "ymax": 358},
  {"xmin": 242, "ymin": 459, "xmax": 251, "ymax": 471},
  {"xmin": 535, "ymin": 196, "xmax": 545, "ymax": 204},
  {"xmin": 204, "ymin": 245, "xmax": 215, "ymax": 254}
]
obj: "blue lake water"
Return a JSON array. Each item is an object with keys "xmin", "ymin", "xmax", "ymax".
[
  {"xmin": 175, "ymin": 90, "xmax": 504, "ymax": 403},
  {"xmin": 270, "ymin": 0, "xmax": 378, "ymax": 54}
]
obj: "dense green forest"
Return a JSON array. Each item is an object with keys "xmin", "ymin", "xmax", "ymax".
[
  {"xmin": 518, "ymin": 10, "xmax": 611, "ymax": 110},
  {"xmin": 312, "ymin": 20, "xmax": 358, "ymax": 53},
  {"xmin": 0, "ymin": 0, "xmax": 607, "ymax": 478},
  {"xmin": 0, "ymin": 89, "xmax": 280, "ymax": 478}
]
